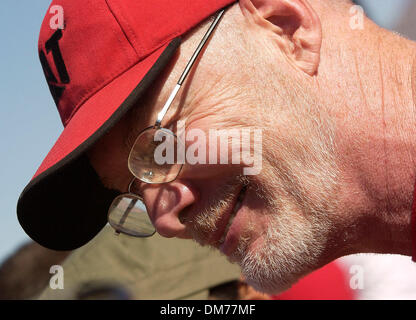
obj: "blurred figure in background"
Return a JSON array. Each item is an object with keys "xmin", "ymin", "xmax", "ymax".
[{"xmin": 0, "ymin": 242, "xmax": 70, "ymax": 299}]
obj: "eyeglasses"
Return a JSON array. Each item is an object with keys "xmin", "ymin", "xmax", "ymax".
[
  {"xmin": 108, "ymin": 9, "xmax": 226, "ymax": 237},
  {"xmin": 108, "ymin": 179, "xmax": 156, "ymax": 237}
]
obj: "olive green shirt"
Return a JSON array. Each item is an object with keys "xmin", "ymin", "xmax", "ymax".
[{"xmin": 37, "ymin": 226, "xmax": 240, "ymax": 300}]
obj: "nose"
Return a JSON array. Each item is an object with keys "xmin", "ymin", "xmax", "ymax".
[{"xmin": 141, "ymin": 180, "xmax": 199, "ymax": 238}]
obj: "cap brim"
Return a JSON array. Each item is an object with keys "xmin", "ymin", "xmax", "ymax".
[{"xmin": 17, "ymin": 38, "xmax": 181, "ymax": 251}]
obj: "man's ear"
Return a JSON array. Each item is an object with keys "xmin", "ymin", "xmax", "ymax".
[{"xmin": 240, "ymin": 0, "xmax": 322, "ymax": 76}]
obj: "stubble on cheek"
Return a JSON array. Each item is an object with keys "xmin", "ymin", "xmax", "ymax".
[
  {"xmin": 182, "ymin": 177, "xmax": 241, "ymax": 246},
  {"xmin": 231, "ymin": 110, "xmax": 341, "ymax": 294},
  {"xmin": 236, "ymin": 181, "xmax": 335, "ymax": 294},
  {"xmin": 179, "ymin": 78, "xmax": 341, "ymax": 293}
]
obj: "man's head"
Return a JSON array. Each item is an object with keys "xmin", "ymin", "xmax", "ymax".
[
  {"xmin": 20, "ymin": 0, "xmax": 416, "ymax": 294},
  {"xmin": 88, "ymin": 0, "xmax": 352, "ymax": 293}
]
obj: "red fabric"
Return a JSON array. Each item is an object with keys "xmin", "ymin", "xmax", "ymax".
[
  {"xmin": 34, "ymin": 0, "xmax": 236, "ymax": 179},
  {"xmin": 272, "ymin": 262, "xmax": 355, "ymax": 300},
  {"xmin": 35, "ymin": 43, "xmax": 169, "ymax": 178}
]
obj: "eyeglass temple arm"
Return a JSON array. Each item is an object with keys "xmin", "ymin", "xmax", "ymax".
[{"xmin": 155, "ymin": 9, "xmax": 226, "ymax": 128}]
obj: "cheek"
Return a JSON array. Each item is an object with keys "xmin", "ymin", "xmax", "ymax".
[
  {"xmin": 176, "ymin": 100, "xmax": 265, "ymax": 178},
  {"xmin": 179, "ymin": 119, "xmax": 252, "ymax": 179}
]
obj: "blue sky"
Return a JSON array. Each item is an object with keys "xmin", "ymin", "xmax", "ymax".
[
  {"xmin": 0, "ymin": 0, "xmax": 413, "ymax": 264},
  {"xmin": 356, "ymin": 0, "xmax": 412, "ymax": 29},
  {"xmin": 0, "ymin": 1, "xmax": 61, "ymax": 262}
]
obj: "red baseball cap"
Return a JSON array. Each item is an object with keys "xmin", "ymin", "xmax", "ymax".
[{"xmin": 17, "ymin": 0, "xmax": 237, "ymax": 251}]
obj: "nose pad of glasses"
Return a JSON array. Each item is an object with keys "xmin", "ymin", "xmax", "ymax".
[{"xmin": 141, "ymin": 180, "xmax": 199, "ymax": 238}]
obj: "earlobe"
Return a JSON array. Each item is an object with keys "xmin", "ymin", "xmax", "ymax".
[{"xmin": 240, "ymin": 0, "xmax": 322, "ymax": 76}]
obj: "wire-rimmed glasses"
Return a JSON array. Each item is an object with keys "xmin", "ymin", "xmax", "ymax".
[{"xmin": 107, "ymin": 9, "xmax": 226, "ymax": 237}]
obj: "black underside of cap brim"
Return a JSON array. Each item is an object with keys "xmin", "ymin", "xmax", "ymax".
[{"xmin": 17, "ymin": 38, "xmax": 182, "ymax": 251}]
